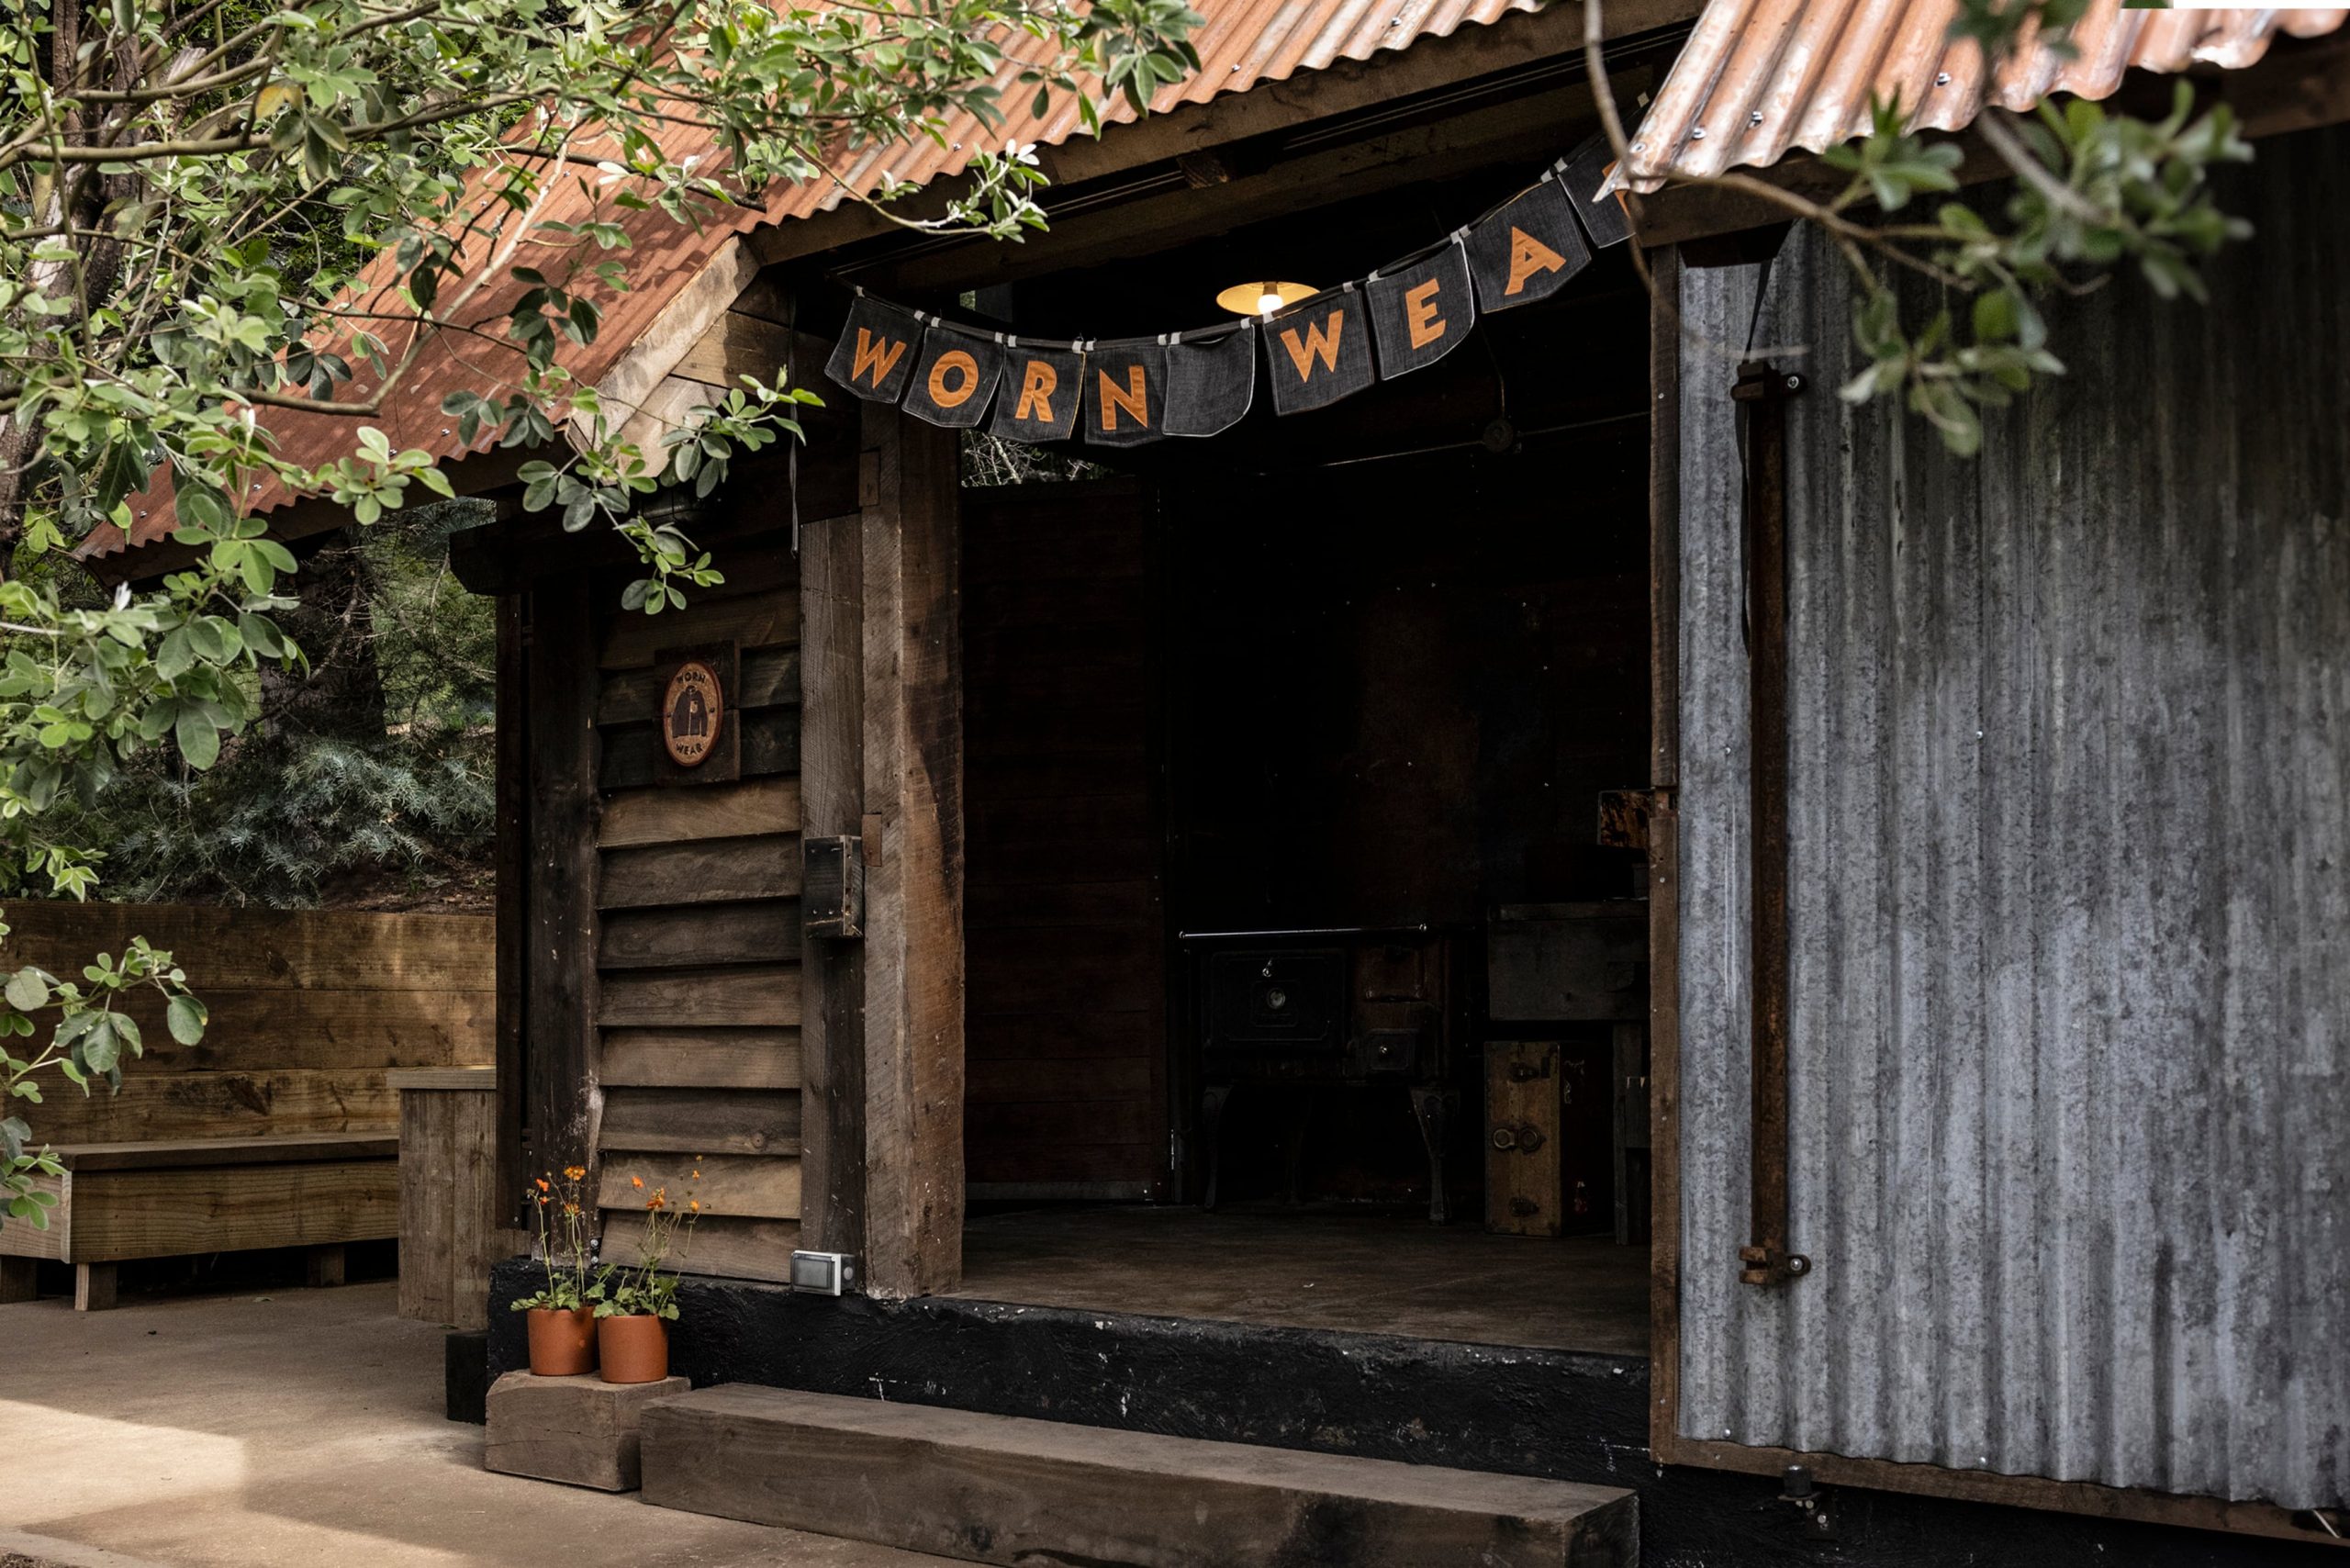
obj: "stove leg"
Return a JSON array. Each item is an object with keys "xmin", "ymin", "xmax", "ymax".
[
  {"xmin": 1285, "ymin": 1089, "xmax": 1317, "ymax": 1205},
  {"xmin": 1411, "ymin": 1088, "xmax": 1453, "ymax": 1224},
  {"xmin": 1201, "ymin": 1084, "xmax": 1233, "ymax": 1212}
]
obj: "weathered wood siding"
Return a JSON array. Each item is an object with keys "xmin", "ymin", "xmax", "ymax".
[
  {"xmin": 0, "ymin": 902, "xmax": 492, "ymax": 1143},
  {"xmin": 1675, "ymin": 124, "xmax": 2350, "ymax": 1508},
  {"xmin": 590, "ymin": 542, "xmax": 804, "ymax": 1282}
]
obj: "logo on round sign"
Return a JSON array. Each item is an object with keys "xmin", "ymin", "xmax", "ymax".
[{"xmin": 661, "ymin": 659, "xmax": 723, "ymax": 767}]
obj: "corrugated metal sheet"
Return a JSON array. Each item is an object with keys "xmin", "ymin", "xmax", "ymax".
[
  {"xmin": 1619, "ymin": 0, "xmax": 2346, "ymax": 189},
  {"xmin": 90, "ymin": 0, "xmax": 1535, "ymax": 558},
  {"xmin": 1674, "ymin": 121, "xmax": 2350, "ymax": 1508}
]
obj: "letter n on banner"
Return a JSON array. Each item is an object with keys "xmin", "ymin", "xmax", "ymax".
[
  {"xmin": 1082, "ymin": 342, "xmax": 1167, "ymax": 447},
  {"xmin": 824, "ymin": 297, "xmax": 923, "ymax": 403},
  {"xmin": 1465, "ymin": 179, "xmax": 1592, "ymax": 314},
  {"xmin": 988, "ymin": 345, "xmax": 1087, "ymax": 443},
  {"xmin": 902, "ymin": 328, "xmax": 1004, "ymax": 429},
  {"xmin": 1368, "ymin": 241, "xmax": 1476, "ymax": 378},
  {"xmin": 1268, "ymin": 290, "xmax": 1375, "ymax": 415}
]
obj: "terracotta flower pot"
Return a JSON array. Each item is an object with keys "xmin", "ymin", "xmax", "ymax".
[
  {"xmin": 525, "ymin": 1305, "xmax": 598, "ymax": 1376},
  {"xmin": 597, "ymin": 1314, "xmax": 670, "ymax": 1383}
]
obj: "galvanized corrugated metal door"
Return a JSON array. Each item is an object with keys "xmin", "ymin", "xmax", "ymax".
[{"xmin": 1674, "ymin": 123, "xmax": 2350, "ymax": 1509}]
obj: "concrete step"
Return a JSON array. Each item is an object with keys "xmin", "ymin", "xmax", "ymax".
[{"xmin": 641, "ymin": 1384, "xmax": 1637, "ymax": 1568}]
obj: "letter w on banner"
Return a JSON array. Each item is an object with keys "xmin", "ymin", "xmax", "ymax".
[
  {"xmin": 1268, "ymin": 287, "xmax": 1375, "ymax": 416},
  {"xmin": 824, "ymin": 297, "xmax": 923, "ymax": 403},
  {"xmin": 1465, "ymin": 177, "xmax": 1592, "ymax": 314},
  {"xmin": 902, "ymin": 327, "xmax": 1004, "ymax": 429}
]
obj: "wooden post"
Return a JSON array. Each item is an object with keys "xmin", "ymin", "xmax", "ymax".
[
  {"xmin": 800, "ymin": 504, "xmax": 867, "ymax": 1260},
  {"xmin": 74, "ymin": 1261, "xmax": 116, "ymax": 1312},
  {"xmin": 494, "ymin": 594, "xmax": 531, "ymax": 1220},
  {"xmin": 306, "ymin": 1243, "xmax": 348, "ymax": 1289},
  {"xmin": 856, "ymin": 403, "xmax": 965, "ymax": 1298},
  {"xmin": 526, "ymin": 575, "xmax": 602, "ymax": 1182}
]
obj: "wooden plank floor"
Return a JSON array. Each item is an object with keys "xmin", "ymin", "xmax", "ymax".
[{"xmin": 952, "ymin": 1204, "xmax": 1648, "ymax": 1355}]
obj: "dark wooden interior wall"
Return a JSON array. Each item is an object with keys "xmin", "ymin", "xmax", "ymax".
[{"xmin": 959, "ymin": 479, "xmax": 1168, "ymax": 1200}]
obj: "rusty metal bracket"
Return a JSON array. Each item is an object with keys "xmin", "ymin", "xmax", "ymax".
[{"xmin": 1734, "ymin": 361, "xmax": 1810, "ymax": 1289}]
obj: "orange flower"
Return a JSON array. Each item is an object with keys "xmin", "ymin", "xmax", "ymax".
[
  {"xmin": 688, "ymin": 1198, "xmax": 700, "ymax": 1213},
  {"xmin": 630, "ymin": 1175, "xmax": 643, "ymax": 1190},
  {"xmin": 562, "ymin": 1202, "xmax": 579, "ymax": 1216},
  {"xmin": 563, "ymin": 1166, "xmax": 587, "ymax": 1182},
  {"xmin": 690, "ymin": 1168, "xmax": 702, "ymax": 1180},
  {"xmin": 534, "ymin": 1178, "xmax": 550, "ymax": 1193}
]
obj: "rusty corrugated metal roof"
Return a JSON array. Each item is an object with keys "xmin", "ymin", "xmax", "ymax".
[
  {"xmin": 89, "ymin": 0, "xmax": 1539, "ymax": 558},
  {"xmin": 1617, "ymin": 0, "xmax": 2347, "ymax": 190}
]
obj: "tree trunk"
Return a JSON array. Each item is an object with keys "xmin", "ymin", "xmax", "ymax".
[{"xmin": 263, "ymin": 528, "xmax": 388, "ymax": 741}]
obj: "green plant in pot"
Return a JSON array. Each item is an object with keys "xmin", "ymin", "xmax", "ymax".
[
  {"xmin": 511, "ymin": 1167, "xmax": 596, "ymax": 1375},
  {"xmin": 591, "ymin": 1169, "xmax": 699, "ymax": 1384}
]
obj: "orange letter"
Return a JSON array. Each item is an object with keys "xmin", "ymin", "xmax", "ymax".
[
  {"xmin": 1014, "ymin": 359, "xmax": 1058, "ymax": 422},
  {"xmin": 1504, "ymin": 228, "xmax": 1568, "ymax": 297},
  {"xmin": 927, "ymin": 349, "xmax": 979, "ymax": 409},
  {"xmin": 1278, "ymin": 310, "xmax": 1345, "ymax": 381},
  {"xmin": 851, "ymin": 327, "xmax": 909, "ymax": 387},
  {"xmin": 1404, "ymin": 279, "xmax": 1447, "ymax": 351},
  {"xmin": 1099, "ymin": 364, "xmax": 1148, "ymax": 431}
]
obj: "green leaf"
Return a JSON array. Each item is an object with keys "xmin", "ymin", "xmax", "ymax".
[
  {"xmin": 175, "ymin": 709, "xmax": 221, "ymax": 769},
  {"xmin": 168, "ymin": 994, "xmax": 208, "ymax": 1047},
  {"xmin": 5, "ymin": 968, "xmax": 50, "ymax": 1013}
]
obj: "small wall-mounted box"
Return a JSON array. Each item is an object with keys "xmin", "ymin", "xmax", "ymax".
[
  {"xmin": 803, "ymin": 835, "xmax": 865, "ymax": 939},
  {"xmin": 790, "ymin": 1250, "xmax": 856, "ymax": 1296}
]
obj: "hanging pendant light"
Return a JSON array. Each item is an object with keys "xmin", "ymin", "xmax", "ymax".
[{"xmin": 1215, "ymin": 279, "xmax": 1317, "ymax": 319}]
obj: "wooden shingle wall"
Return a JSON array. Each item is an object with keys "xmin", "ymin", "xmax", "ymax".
[{"xmin": 589, "ymin": 543, "xmax": 805, "ymax": 1282}]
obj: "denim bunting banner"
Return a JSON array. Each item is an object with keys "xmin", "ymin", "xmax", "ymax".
[
  {"xmin": 1465, "ymin": 178, "xmax": 1592, "ymax": 314},
  {"xmin": 1368, "ymin": 241, "xmax": 1476, "ymax": 378},
  {"xmin": 1081, "ymin": 341, "xmax": 1168, "ymax": 447},
  {"xmin": 823, "ymin": 297, "xmax": 923, "ymax": 404},
  {"xmin": 988, "ymin": 343, "xmax": 1088, "ymax": 443},
  {"xmin": 1163, "ymin": 324, "xmax": 1257, "ymax": 437},
  {"xmin": 900, "ymin": 327, "xmax": 1005, "ymax": 429},
  {"xmin": 1558, "ymin": 133, "xmax": 1635, "ymax": 250},
  {"xmin": 1266, "ymin": 288, "xmax": 1376, "ymax": 415}
]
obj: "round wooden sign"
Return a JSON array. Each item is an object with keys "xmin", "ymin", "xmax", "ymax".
[{"xmin": 661, "ymin": 658, "xmax": 724, "ymax": 767}]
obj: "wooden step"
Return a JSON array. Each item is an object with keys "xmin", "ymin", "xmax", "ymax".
[{"xmin": 641, "ymin": 1385, "xmax": 1637, "ymax": 1568}]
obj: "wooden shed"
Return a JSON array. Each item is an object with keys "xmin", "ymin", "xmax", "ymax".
[{"xmin": 92, "ymin": 1, "xmax": 2350, "ymax": 1562}]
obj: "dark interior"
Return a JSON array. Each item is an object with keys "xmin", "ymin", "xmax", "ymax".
[{"xmin": 950, "ymin": 167, "xmax": 1657, "ymax": 1352}]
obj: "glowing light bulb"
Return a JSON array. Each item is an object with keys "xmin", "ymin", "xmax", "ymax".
[{"xmin": 1256, "ymin": 288, "xmax": 1284, "ymax": 316}]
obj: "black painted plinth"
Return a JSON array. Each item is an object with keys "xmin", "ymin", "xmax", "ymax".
[{"xmin": 487, "ymin": 1259, "xmax": 2330, "ymax": 1568}]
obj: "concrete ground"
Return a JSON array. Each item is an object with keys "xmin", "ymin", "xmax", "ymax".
[{"xmin": 0, "ymin": 1281, "xmax": 952, "ymax": 1568}]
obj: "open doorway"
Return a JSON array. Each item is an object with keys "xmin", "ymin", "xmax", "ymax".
[{"xmin": 948, "ymin": 185, "xmax": 1655, "ymax": 1357}]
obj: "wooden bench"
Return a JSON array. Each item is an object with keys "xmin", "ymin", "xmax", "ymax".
[
  {"xmin": 0, "ymin": 902, "xmax": 493, "ymax": 1311},
  {"xmin": 0, "ymin": 1133, "xmax": 400, "ymax": 1310}
]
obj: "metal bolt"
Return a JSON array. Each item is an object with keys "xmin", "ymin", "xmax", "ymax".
[
  {"xmin": 1631, "ymin": 140, "xmax": 1647, "ymax": 152},
  {"xmin": 1749, "ymin": 109, "xmax": 1763, "ymax": 125},
  {"xmin": 1784, "ymin": 374, "xmax": 1802, "ymax": 392},
  {"xmin": 1936, "ymin": 72, "xmax": 1951, "ymax": 86},
  {"xmin": 1690, "ymin": 126, "xmax": 1706, "ymax": 140}
]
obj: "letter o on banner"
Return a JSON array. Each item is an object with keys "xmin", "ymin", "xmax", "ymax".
[
  {"xmin": 901, "ymin": 328, "xmax": 1005, "ymax": 429},
  {"xmin": 929, "ymin": 350, "xmax": 981, "ymax": 409}
]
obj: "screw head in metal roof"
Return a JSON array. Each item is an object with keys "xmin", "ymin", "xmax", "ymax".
[
  {"xmin": 1749, "ymin": 110, "xmax": 1763, "ymax": 125},
  {"xmin": 1936, "ymin": 72, "xmax": 1951, "ymax": 85},
  {"xmin": 1631, "ymin": 140, "xmax": 1646, "ymax": 152},
  {"xmin": 1690, "ymin": 126, "xmax": 1706, "ymax": 140}
]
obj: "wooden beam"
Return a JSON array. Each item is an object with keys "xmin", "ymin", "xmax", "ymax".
[
  {"xmin": 582, "ymin": 236, "xmax": 764, "ymax": 458},
  {"xmin": 748, "ymin": 0, "xmax": 1700, "ymax": 271},
  {"xmin": 866, "ymin": 72, "xmax": 1651, "ymax": 297},
  {"xmin": 1645, "ymin": 242, "xmax": 1686, "ymax": 1462},
  {"xmin": 524, "ymin": 575, "xmax": 603, "ymax": 1179},
  {"xmin": 799, "ymin": 502, "xmax": 867, "ymax": 1262},
  {"xmin": 856, "ymin": 402, "xmax": 965, "ymax": 1298}
]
